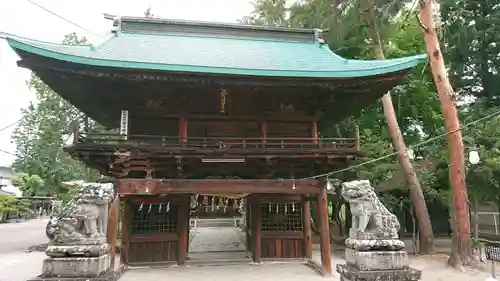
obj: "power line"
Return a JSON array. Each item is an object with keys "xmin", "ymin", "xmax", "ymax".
[
  {"xmin": 0, "ymin": 119, "xmax": 21, "ymax": 132},
  {"xmin": 300, "ymin": 108, "xmax": 500, "ymax": 180},
  {"xmin": 0, "ymin": 149, "xmax": 16, "ymax": 156},
  {"xmin": 26, "ymin": 0, "xmax": 104, "ymax": 38}
]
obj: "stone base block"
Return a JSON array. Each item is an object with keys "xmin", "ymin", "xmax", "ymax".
[
  {"xmin": 345, "ymin": 248, "xmax": 409, "ymax": 271},
  {"xmin": 29, "ymin": 270, "xmax": 117, "ymax": 281},
  {"xmin": 345, "ymin": 238, "xmax": 405, "ymax": 251},
  {"xmin": 46, "ymin": 243, "xmax": 110, "ymax": 257},
  {"xmin": 41, "ymin": 253, "xmax": 111, "ymax": 278},
  {"xmin": 336, "ymin": 264, "xmax": 422, "ymax": 281}
]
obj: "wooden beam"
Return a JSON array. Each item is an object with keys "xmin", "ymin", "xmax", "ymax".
[
  {"xmin": 250, "ymin": 196, "xmax": 261, "ymax": 264},
  {"xmin": 120, "ymin": 196, "xmax": 131, "ymax": 266},
  {"xmin": 261, "ymin": 120, "xmax": 267, "ymax": 144},
  {"xmin": 355, "ymin": 125, "xmax": 360, "ymax": 151},
  {"xmin": 117, "ymin": 179, "xmax": 319, "ymax": 195},
  {"xmin": 245, "ymin": 197, "xmax": 251, "ymax": 252},
  {"xmin": 311, "ymin": 120, "xmax": 318, "ymax": 145},
  {"xmin": 179, "ymin": 117, "xmax": 188, "ymax": 143},
  {"xmin": 106, "ymin": 195, "xmax": 120, "ymax": 269},
  {"xmin": 177, "ymin": 195, "xmax": 189, "ymax": 266},
  {"xmin": 303, "ymin": 198, "xmax": 312, "ymax": 260},
  {"xmin": 316, "ymin": 180, "xmax": 332, "ymax": 275}
]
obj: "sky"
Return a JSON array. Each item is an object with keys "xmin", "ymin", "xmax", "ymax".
[{"xmin": 0, "ymin": 0, "xmax": 254, "ymax": 167}]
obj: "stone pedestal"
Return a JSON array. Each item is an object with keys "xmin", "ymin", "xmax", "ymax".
[
  {"xmin": 28, "ymin": 253, "xmax": 115, "ymax": 281},
  {"xmin": 46, "ymin": 243, "xmax": 111, "ymax": 257},
  {"xmin": 339, "ymin": 248, "xmax": 421, "ymax": 280},
  {"xmin": 336, "ymin": 264, "xmax": 422, "ymax": 281},
  {"xmin": 42, "ymin": 253, "xmax": 111, "ymax": 278},
  {"xmin": 337, "ymin": 180, "xmax": 423, "ymax": 281},
  {"xmin": 345, "ymin": 248, "xmax": 409, "ymax": 271},
  {"xmin": 28, "ymin": 183, "xmax": 117, "ymax": 281}
]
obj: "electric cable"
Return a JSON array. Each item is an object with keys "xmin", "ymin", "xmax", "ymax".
[
  {"xmin": 27, "ymin": 0, "xmax": 104, "ymax": 38},
  {"xmin": 300, "ymin": 108, "xmax": 500, "ymax": 180}
]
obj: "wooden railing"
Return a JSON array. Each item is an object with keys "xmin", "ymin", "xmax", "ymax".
[{"xmin": 71, "ymin": 133, "xmax": 359, "ymax": 154}]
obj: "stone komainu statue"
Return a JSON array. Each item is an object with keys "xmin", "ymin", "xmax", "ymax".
[
  {"xmin": 341, "ymin": 180, "xmax": 400, "ymax": 240},
  {"xmin": 45, "ymin": 183, "xmax": 113, "ymax": 257},
  {"xmin": 337, "ymin": 180, "xmax": 421, "ymax": 281}
]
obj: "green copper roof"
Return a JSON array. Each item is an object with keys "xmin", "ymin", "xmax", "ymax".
[{"xmin": 5, "ymin": 31, "xmax": 426, "ymax": 78}]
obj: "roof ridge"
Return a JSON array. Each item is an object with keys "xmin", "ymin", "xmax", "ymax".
[
  {"xmin": 118, "ymin": 16, "xmax": 318, "ymax": 34},
  {"xmin": 117, "ymin": 30, "xmax": 317, "ymax": 45},
  {"xmin": 115, "ymin": 16, "xmax": 321, "ymax": 44}
]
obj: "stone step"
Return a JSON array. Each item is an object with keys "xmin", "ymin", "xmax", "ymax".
[
  {"xmin": 187, "ymin": 251, "xmax": 250, "ymax": 266},
  {"xmin": 191, "ymin": 218, "xmax": 242, "ymax": 228}
]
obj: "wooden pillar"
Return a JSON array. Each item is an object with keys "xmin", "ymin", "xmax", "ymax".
[
  {"xmin": 260, "ymin": 121, "xmax": 267, "ymax": 144},
  {"xmin": 245, "ymin": 197, "xmax": 251, "ymax": 252},
  {"xmin": 355, "ymin": 125, "xmax": 360, "ymax": 151},
  {"xmin": 179, "ymin": 117, "xmax": 188, "ymax": 143},
  {"xmin": 120, "ymin": 197, "xmax": 131, "ymax": 266},
  {"xmin": 250, "ymin": 196, "xmax": 261, "ymax": 263},
  {"xmin": 311, "ymin": 120, "xmax": 318, "ymax": 144},
  {"xmin": 72, "ymin": 120, "xmax": 80, "ymax": 145},
  {"xmin": 316, "ymin": 181, "xmax": 332, "ymax": 275},
  {"xmin": 186, "ymin": 200, "xmax": 190, "ymax": 259},
  {"xmin": 107, "ymin": 195, "xmax": 120, "ymax": 269},
  {"xmin": 177, "ymin": 195, "xmax": 189, "ymax": 266},
  {"xmin": 302, "ymin": 198, "xmax": 312, "ymax": 260}
]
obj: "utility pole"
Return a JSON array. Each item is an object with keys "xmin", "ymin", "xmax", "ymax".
[{"xmin": 418, "ymin": 0, "xmax": 471, "ymax": 267}]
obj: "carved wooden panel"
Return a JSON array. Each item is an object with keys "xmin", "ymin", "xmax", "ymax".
[
  {"xmin": 208, "ymin": 121, "xmax": 260, "ymax": 138},
  {"xmin": 129, "ymin": 117, "xmax": 178, "ymax": 136},
  {"xmin": 126, "ymin": 197, "xmax": 181, "ymax": 264},
  {"xmin": 267, "ymin": 121, "xmax": 311, "ymax": 138},
  {"xmin": 261, "ymin": 237, "xmax": 304, "ymax": 258},
  {"xmin": 128, "ymin": 241, "xmax": 178, "ymax": 263}
]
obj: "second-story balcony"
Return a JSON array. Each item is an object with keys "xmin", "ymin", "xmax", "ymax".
[{"xmin": 66, "ymin": 133, "xmax": 360, "ymax": 158}]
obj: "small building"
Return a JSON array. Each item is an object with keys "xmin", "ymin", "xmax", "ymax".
[
  {"xmin": 0, "ymin": 166, "xmax": 21, "ymax": 197},
  {"xmin": 3, "ymin": 16, "xmax": 425, "ymax": 274}
]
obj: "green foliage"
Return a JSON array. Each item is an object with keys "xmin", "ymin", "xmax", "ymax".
[
  {"xmin": 11, "ymin": 173, "xmax": 45, "ymax": 196},
  {"xmin": 461, "ymin": 104, "xmax": 500, "ymax": 205},
  {"xmin": 0, "ymin": 194, "xmax": 17, "ymax": 213},
  {"xmin": 0, "ymin": 194, "xmax": 32, "ymax": 217},
  {"xmin": 441, "ymin": 0, "xmax": 500, "ymax": 106},
  {"xmin": 241, "ymin": 0, "xmax": 443, "ymax": 206},
  {"xmin": 11, "ymin": 33, "xmax": 101, "ymax": 197}
]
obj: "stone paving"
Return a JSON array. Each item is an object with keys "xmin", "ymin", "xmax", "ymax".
[
  {"xmin": 188, "ymin": 226, "xmax": 245, "ymax": 253},
  {"xmin": 0, "ymin": 219, "xmax": 49, "ymax": 281},
  {"xmin": 2, "ymin": 222, "xmax": 499, "ymax": 281}
]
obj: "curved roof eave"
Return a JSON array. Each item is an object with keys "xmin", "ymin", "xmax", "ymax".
[{"xmin": 5, "ymin": 35, "xmax": 427, "ymax": 79}]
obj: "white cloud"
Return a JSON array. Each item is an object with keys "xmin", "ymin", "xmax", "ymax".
[{"xmin": 0, "ymin": 0, "xmax": 253, "ymax": 167}]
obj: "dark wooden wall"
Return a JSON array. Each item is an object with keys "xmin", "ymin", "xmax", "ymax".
[
  {"xmin": 124, "ymin": 196, "xmax": 181, "ymax": 264},
  {"xmin": 125, "ymin": 86, "xmax": 316, "ymax": 137},
  {"xmin": 248, "ymin": 195, "xmax": 305, "ymax": 260},
  {"xmin": 261, "ymin": 234, "xmax": 304, "ymax": 259},
  {"xmin": 129, "ymin": 117, "xmax": 178, "ymax": 136}
]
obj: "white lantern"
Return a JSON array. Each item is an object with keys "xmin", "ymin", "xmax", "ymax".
[
  {"xmin": 468, "ymin": 149, "xmax": 480, "ymax": 165},
  {"xmin": 406, "ymin": 148, "xmax": 415, "ymax": 161},
  {"xmin": 326, "ymin": 180, "xmax": 333, "ymax": 190}
]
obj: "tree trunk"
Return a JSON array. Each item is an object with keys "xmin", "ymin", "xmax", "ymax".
[
  {"xmin": 418, "ymin": 0, "xmax": 471, "ymax": 266},
  {"xmin": 361, "ymin": 0, "xmax": 435, "ymax": 254}
]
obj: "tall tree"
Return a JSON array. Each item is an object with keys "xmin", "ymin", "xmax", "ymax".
[
  {"xmin": 11, "ymin": 173, "xmax": 45, "ymax": 197},
  {"xmin": 11, "ymin": 33, "xmax": 101, "ymax": 197},
  {"xmin": 243, "ymin": 0, "xmax": 436, "ymax": 253},
  {"xmin": 360, "ymin": 0, "xmax": 434, "ymax": 253},
  {"xmin": 419, "ymin": 0, "xmax": 471, "ymax": 267},
  {"xmin": 441, "ymin": 0, "xmax": 500, "ymax": 106}
]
